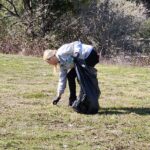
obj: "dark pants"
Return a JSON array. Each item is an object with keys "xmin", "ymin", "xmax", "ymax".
[{"xmin": 67, "ymin": 50, "xmax": 99, "ymax": 106}]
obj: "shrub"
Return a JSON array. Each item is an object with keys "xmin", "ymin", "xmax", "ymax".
[{"xmin": 0, "ymin": 0, "xmax": 149, "ymax": 56}]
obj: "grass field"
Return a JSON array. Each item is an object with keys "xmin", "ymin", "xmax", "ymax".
[{"xmin": 0, "ymin": 53, "xmax": 150, "ymax": 150}]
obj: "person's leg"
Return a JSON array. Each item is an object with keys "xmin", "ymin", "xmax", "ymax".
[
  {"xmin": 67, "ymin": 68, "xmax": 77, "ymax": 106},
  {"xmin": 85, "ymin": 49, "xmax": 99, "ymax": 67}
]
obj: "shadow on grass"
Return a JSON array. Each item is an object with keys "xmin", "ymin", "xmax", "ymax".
[{"xmin": 99, "ymin": 107, "xmax": 150, "ymax": 115}]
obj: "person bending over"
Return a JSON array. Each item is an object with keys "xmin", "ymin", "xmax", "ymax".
[{"xmin": 43, "ymin": 41, "xmax": 99, "ymax": 106}]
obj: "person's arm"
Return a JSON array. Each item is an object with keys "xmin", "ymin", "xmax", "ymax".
[
  {"xmin": 57, "ymin": 67, "xmax": 67, "ymax": 96},
  {"xmin": 53, "ymin": 66, "xmax": 67, "ymax": 105}
]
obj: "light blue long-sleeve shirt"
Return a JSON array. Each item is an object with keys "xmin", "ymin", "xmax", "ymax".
[{"xmin": 56, "ymin": 41, "xmax": 93, "ymax": 96}]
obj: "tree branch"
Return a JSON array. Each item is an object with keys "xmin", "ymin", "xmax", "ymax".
[{"xmin": 5, "ymin": 0, "xmax": 20, "ymax": 17}]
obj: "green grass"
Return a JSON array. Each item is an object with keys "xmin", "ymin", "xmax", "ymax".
[{"xmin": 0, "ymin": 53, "xmax": 150, "ymax": 150}]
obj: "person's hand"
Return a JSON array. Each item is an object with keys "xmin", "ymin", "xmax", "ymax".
[
  {"xmin": 74, "ymin": 52, "xmax": 79, "ymax": 58},
  {"xmin": 73, "ymin": 53, "xmax": 79, "ymax": 63},
  {"xmin": 52, "ymin": 96, "xmax": 61, "ymax": 105}
]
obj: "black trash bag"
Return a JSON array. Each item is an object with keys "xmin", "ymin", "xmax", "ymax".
[{"xmin": 72, "ymin": 58, "xmax": 101, "ymax": 114}]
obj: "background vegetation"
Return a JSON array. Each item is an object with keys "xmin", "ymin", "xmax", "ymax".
[{"xmin": 0, "ymin": 0, "xmax": 150, "ymax": 58}]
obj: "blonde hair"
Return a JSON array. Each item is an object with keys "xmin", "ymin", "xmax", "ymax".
[
  {"xmin": 53, "ymin": 65, "xmax": 59, "ymax": 75},
  {"xmin": 43, "ymin": 49, "xmax": 58, "ymax": 75},
  {"xmin": 43, "ymin": 49, "xmax": 57, "ymax": 61}
]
